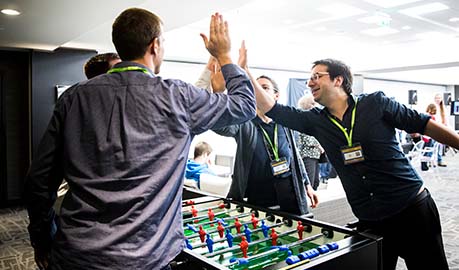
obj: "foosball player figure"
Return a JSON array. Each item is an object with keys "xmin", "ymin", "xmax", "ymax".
[
  {"xmin": 251, "ymin": 213, "xmax": 259, "ymax": 229},
  {"xmin": 261, "ymin": 220, "xmax": 269, "ymax": 237},
  {"xmin": 271, "ymin": 228, "xmax": 278, "ymax": 246},
  {"xmin": 199, "ymin": 225, "xmax": 206, "ymax": 243},
  {"xmin": 243, "ymin": 224, "xmax": 252, "ymax": 242},
  {"xmin": 206, "ymin": 234, "xmax": 214, "ymax": 253},
  {"xmin": 239, "ymin": 236, "xmax": 249, "ymax": 258},
  {"xmin": 297, "ymin": 221, "xmax": 304, "ymax": 240},
  {"xmin": 234, "ymin": 217, "xmax": 243, "ymax": 233},
  {"xmin": 191, "ymin": 205, "xmax": 198, "ymax": 218},
  {"xmin": 225, "ymin": 229, "xmax": 234, "ymax": 247},
  {"xmin": 217, "ymin": 221, "xmax": 225, "ymax": 238},
  {"xmin": 208, "ymin": 208, "xmax": 215, "ymax": 226}
]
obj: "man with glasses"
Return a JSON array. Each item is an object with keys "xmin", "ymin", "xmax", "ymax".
[{"xmin": 253, "ymin": 58, "xmax": 458, "ymax": 270}]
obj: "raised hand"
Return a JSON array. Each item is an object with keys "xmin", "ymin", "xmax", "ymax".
[
  {"xmin": 200, "ymin": 13, "xmax": 232, "ymax": 67},
  {"xmin": 237, "ymin": 40, "xmax": 247, "ymax": 70}
]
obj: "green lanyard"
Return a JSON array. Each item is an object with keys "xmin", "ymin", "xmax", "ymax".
[
  {"xmin": 107, "ymin": 66, "xmax": 152, "ymax": 76},
  {"xmin": 327, "ymin": 98, "xmax": 358, "ymax": 147},
  {"xmin": 259, "ymin": 124, "xmax": 280, "ymax": 160}
]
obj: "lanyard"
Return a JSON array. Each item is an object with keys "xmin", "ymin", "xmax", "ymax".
[
  {"xmin": 327, "ymin": 98, "xmax": 358, "ymax": 147},
  {"xmin": 259, "ymin": 124, "xmax": 280, "ymax": 160},
  {"xmin": 107, "ymin": 66, "xmax": 152, "ymax": 76}
]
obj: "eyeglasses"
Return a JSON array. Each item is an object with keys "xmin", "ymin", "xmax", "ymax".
[{"xmin": 309, "ymin": 72, "xmax": 329, "ymax": 82}]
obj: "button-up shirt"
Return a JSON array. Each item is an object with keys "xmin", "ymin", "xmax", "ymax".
[
  {"xmin": 24, "ymin": 61, "xmax": 255, "ymax": 270},
  {"xmin": 267, "ymin": 91, "xmax": 430, "ymax": 221}
]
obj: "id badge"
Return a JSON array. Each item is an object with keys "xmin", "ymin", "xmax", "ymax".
[
  {"xmin": 341, "ymin": 143, "xmax": 365, "ymax": 165},
  {"xmin": 270, "ymin": 157, "xmax": 290, "ymax": 176}
]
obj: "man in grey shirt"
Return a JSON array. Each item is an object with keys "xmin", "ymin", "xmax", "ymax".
[{"xmin": 24, "ymin": 8, "xmax": 256, "ymax": 270}]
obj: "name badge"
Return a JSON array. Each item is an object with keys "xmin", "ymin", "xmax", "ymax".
[
  {"xmin": 270, "ymin": 157, "xmax": 290, "ymax": 176},
  {"xmin": 341, "ymin": 144, "xmax": 364, "ymax": 165}
]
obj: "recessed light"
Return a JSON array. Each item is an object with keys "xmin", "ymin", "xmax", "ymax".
[
  {"xmin": 1, "ymin": 9, "xmax": 21, "ymax": 16},
  {"xmin": 399, "ymin": 3, "xmax": 449, "ymax": 16},
  {"xmin": 317, "ymin": 3, "xmax": 366, "ymax": 17},
  {"xmin": 401, "ymin": 25, "xmax": 412, "ymax": 30},
  {"xmin": 449, "ymin": 17, "xmax": 459, "ymax": 22},
  {"xmin": 363, "ymin": 0, "xmax": 423, "ymax": 8}
]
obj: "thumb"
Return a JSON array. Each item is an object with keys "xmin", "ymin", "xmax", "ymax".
[{"xmin": 200, "ymin": 33, "xmax": 209, "ymax": 48}]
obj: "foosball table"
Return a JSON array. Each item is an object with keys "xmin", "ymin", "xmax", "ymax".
[{"xmin": 171, "ymin": 189, "xmax": 382, "ymax": 270}]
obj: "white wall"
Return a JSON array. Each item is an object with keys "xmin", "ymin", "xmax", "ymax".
[{"xmin": 363, "ymin": 78, "xmax": 455, "ymax": 126}]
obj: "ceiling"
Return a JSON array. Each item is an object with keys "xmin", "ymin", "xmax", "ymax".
[{"xmin": 1, "ymin": 0, "xmax": 459, "ymax": 85}]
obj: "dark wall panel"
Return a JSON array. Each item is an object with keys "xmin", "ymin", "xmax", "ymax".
[{"xmin": 0, "ymin": 50, "xmax": 30, "ymax": 204}]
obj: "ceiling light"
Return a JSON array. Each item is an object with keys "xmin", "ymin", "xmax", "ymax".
[
  {"xmin": 317, "ymin": 3, "xmax": 366, "ymax": 17},
  {"xmin": 415, "ymin": 31, "xmax": 449, "ymax": 40},
  {"xmin": 449, "ymin": 17, "xmax": 459, "ymax": 22},
  {"xmin": 399, "ymin": 2, "xmax": 449, "ymax": 16},
  {"xmin": 363, "ymin": 0, "xmax": 423, "ymax": 8},
  {"xmin": 361, "ymin": 27, "xmax": 399, "ymax": 36},
  {"xmin": 358, "ymin": 12, "xmax": 391, "ymax": 26},
  {"xmin": 401, "ymin": 25, "xmax": 412, "ymax": 30},
  {"xmin": 1, "ymin": 9, "xmax": 21, "ymax": 16}
]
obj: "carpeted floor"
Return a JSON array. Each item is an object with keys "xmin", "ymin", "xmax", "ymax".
[{"xmin": 1, "ymin": 155, "xmax": 458, "ymax": 270}]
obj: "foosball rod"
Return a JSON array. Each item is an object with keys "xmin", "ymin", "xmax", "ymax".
[
  {"xmin": 203, "ymin": 227, "xmax": 298, "ymax": 257},
  {"xmin": 191, "ymin": 222, "xmax": 284, "ymax": 249},
  {"xmin": 182, "ymin": 202, "xmax": 227, "ymax": 216},
  {"xmin": 186, "ymin": 218, "xmax": 276, "ymax": 240},
  {"xmin": 183, "ymin": 209, "xmax": 250, "ymax": 226}
]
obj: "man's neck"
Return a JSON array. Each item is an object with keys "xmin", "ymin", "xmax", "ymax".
[
  {"xmin": 257, "ymin": 111, "xmax": 272, "ymax": 123},
  {"xmin": 132, "ymin": 56, "xmax": 155, "ymax": 72},
  {"xmin": 326, "ymin": 92, "xmax": 350, "ymax": 121}
]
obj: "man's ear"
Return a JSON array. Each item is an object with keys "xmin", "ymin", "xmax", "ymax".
[
  {"xmin": 150, "ymin": 37, "xmax": 160, "ymax": 55},
  {"xmin": 334, "ymin": 75, "xmax": 344, "ymax": 88}
]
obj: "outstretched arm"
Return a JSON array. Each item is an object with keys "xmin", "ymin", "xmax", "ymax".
[
  {"xmin": 424, "ymin": 119, "xmax": 459, "ymax": 149},
  {"xmin": 237, "ymin": 41, "xmax": 275, "ymax": 113}
]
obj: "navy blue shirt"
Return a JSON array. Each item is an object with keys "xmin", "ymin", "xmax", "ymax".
[
  {"xmin": 246, "ymin": 117, "xmax": 292, "ymax": 207},
  {"xmin": 267, "ymin": 91, "xmax": 430, "ymax": 221}
]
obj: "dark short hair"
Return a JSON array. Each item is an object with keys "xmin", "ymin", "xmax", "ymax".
[
  {"xmin": 112, "ymin": 8, "xmax": 163, "ymax": 61},
  {"xmin": 257, "ymin": 75, "xmax": 279, "ymax": 93},
  {"xmin": 312, "ymin": 59, "xmax": 353, "ymax": 95},
  {"xmin": 84, "ymin": 53, "xmax": 120, "ymax": 79},
  {"xmin": 194, "ymin": 142, "xmax": 213, "ymax": 159}
]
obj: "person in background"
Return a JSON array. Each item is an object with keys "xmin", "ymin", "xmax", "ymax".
[
  {"xmin": 433, "ymin": 93, "xmax": 447, "ymax": 166},
  {"xmin": 186, "ymin": 141, "xmax": 216, "ymax": 188},
  {"xmin": 297, "ymin": 94, "xmax": 324, "ymax": 190},
  {"xmin": 254, "ymin": 57, "xmax": 458, "ymax": 270},
  {"xmin": 24, "ymin": 9, "xmax": 256, "ymax": 270},
  {"xmin": 84, "ymin": 52, "xmax": 121, "ymax": 79}
]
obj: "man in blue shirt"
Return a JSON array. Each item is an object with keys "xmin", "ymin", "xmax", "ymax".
[
  {"xmin": 24, "ymin": 9, "xmax": 256, "ymax": 270},
  {"xmin": 253, "ymin": 58, "xmax": 459, "ymax": 270}
]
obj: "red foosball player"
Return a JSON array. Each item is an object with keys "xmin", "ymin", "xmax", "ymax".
[
  {"xmin": 234, "ymin": 218, "xmax": 242, "ymax": 233},
  {"xmin": 239, "ymin": 236, "xmax": 249, "ymax": 258},
  {"xmin": 251, "ymin": 213, "xmax": 259, "ymax": 229},
  {"xmin": 217, "ymin": 221, "xmax": 225, "ymax": 238},
  {"xmin": 191, "ymin": 205, "xmax": 198, "ymax": 218},
  {"xmin": 208, "ymin": 208, "xmax": 215, "ymax": 226},
  {"xmin": 271, "ymin": 228, "xmax": 278, "ymax": 246},
  {"xmin": 297, "ymin": 221, "xmax": 304, "ymax": 240},
  {"xmin": 199, "ymin": 225, "xmax": 206, "ymax": 243}
]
